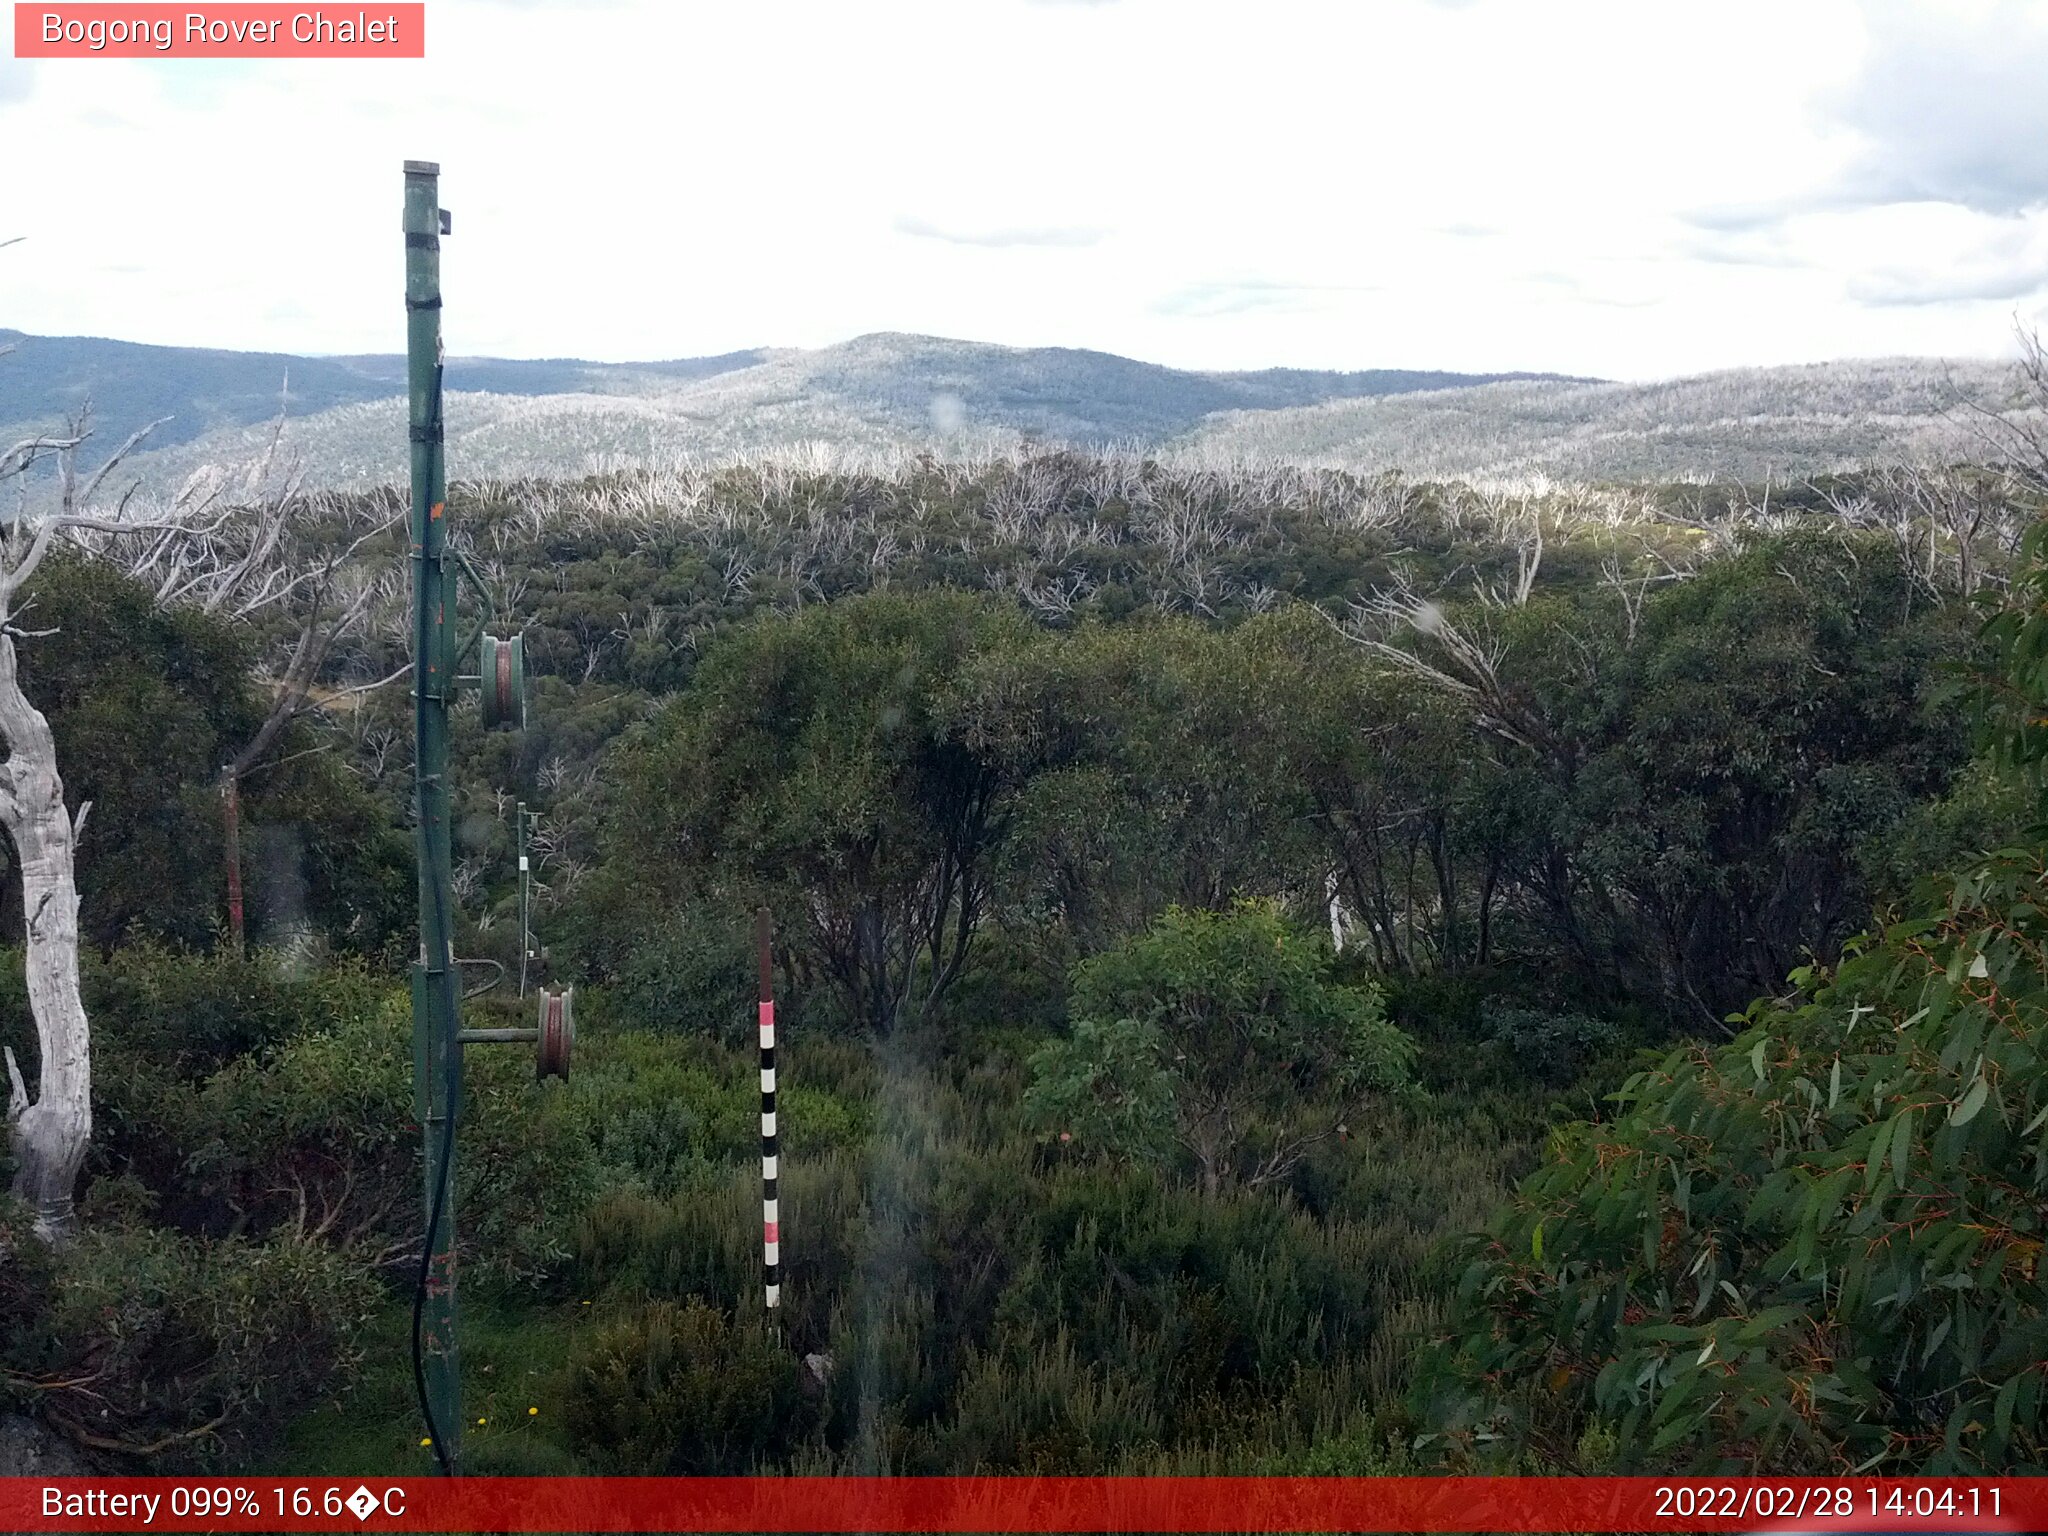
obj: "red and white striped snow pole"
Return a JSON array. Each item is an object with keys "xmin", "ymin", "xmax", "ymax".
[{"xmin": 757, "ymin": 906, "xmax": 780, "ymax": 1311}]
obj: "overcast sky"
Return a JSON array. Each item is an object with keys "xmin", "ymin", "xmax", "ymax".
[{"xmin": 4, "ymin": 0, "xmax": 2046, "ymax": 379}]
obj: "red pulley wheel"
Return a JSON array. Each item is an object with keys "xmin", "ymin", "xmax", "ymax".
[
  {"xmin": 537, "ymin": 986, "xmax": 573, "ymax": 1081},
  {"xmin": 480, "ymin": 633, "xmax": 526, "ymax": 731}
]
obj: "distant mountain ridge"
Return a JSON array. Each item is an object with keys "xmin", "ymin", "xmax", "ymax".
[
  {"xmin": 0, "ymin": 328, "xmax": 776, "ymax": 451},
  {"xmin": 0, "ymin": 328, "xmax": 1581, "ymax": 486},
  {"xmin": 1166, "ymin": 358, "xmax": 2029, "ymax": 483},
  {"xmin": 0, "ymin": 327, "xmax": 2029, "ymax": 489}
]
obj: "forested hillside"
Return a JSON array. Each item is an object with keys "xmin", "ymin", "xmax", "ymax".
[{"xmin": 0, "ymin": 436, "xmax": 2044, "ymax": 1475}]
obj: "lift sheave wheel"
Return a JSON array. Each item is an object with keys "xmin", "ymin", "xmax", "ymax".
[
  {"xmin": 537, "ymin": 986, "xmax": 573, "ymax": 1081},
  {"xmin": 480, "ymin": 633, "xmax": 525, "ymax": 730}
]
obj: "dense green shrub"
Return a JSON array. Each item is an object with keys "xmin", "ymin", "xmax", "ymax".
[
  {"xmin": 0, "ymin": 1211, "xmax": 378, "ymax": 1465},
  {"xmin": 562, "ymin": 1298, "xmax": 810, "ymax": 1472},
  {"xmin": 30, "ymin": 949, "xmax": 598, "ymax": 1285},
  {"xmin": 1026, "ymin": 902, "xmax": 1413, "ymax": 1194},
  {"xmin": 599, "ymin": 907, "xmax": 758, "ymax": 1040},
  {"xmin": 1419, "ymin": 514, "xmax": 2048, "ymax": 1474},
  {"xmin": 598, "ymin": 591, "xmax": 1036, "ymax": 1034},
  {"xmin": 560, "ymin": 1087, "xmax": 1518, "ymax": 1475},
  {"xmin": 1418, "ymin": 851, "xmax": 2048, "ymax": 1472},
  {"xmin": 1490, "ymin": 528, "xmax": 1973, "ymax": 1024},
  {"xmin": 0, "ymin": 942, "xmax": 386, "ymax": 1091},
  {"xmin": 959, "ymin": 612, "xmax": 1350, "ymax": 944},
  {"xmin": 569, "ymin": 528, "xmax": 1980, "ymax": 1046},
  {"xmin": 0, "ymin": 945, "xmax": 388, "ymax": 1219},
  {"xmin": 2, "ymin": 555, "xmax": 409, "ymax": 956},
  {"xmin": 9, "ymin": 555, "xmax": 255, "ymax": 951},
  {"xmin": 1479, "ymin": 998, "xmax": 1621, "ymax": 1086}
]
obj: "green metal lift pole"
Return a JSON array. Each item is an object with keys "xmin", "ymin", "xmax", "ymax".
[{"xmin": 405, "ymin": 158, "xmax": 463, "ymax": 1472}]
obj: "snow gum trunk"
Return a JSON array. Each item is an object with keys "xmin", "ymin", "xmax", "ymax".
[{"xmin": 0, "ymin": 629, "xmax": 89, "ymax": 1242}]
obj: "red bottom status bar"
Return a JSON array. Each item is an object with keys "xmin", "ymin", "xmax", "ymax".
[{"xmin": 11, "ymin": 1476, "xmax": 2046, "ymax": 1533}]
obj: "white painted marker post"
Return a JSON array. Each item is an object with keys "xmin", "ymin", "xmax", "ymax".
[{"xmin": 757, "ymin": 906, "xmax": 780, "ymax": 1311}]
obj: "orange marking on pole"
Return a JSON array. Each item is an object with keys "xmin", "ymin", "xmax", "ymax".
[{"xmin": 431, "ymin": 501, "xmax": 445, "ymax": 520}]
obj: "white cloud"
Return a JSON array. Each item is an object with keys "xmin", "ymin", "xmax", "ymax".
[
  {"xmin": 893, "ymin": 216, "xmax": 1108, "ymax": 249},
  {"xmin": 0, "ymin": 0, "xmax": 2040, "ymax": 379},
  {"xmin": 1825, "ymin": 0, "xmax": 2048, "ymax": 216},
  {"xmin": 1842, "ymin": 206, "xmax": 2048, "ymax": 307}
]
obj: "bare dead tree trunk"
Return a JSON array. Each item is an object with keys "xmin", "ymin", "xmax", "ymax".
[
  {"xmin": 0, "ymin": 629, "xmax": 90, "ymax": 1242},
  {"xmin": 222, "ymin": 767, "xmax": 245, "ymax": 954},
  {"xmin": 0, "ymin": 391, "xmax": 199, "ymax": 1241}
]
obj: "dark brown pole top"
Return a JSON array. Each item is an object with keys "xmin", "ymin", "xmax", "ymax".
[{"xmin": 756, "ymin": 906, "xmax": 773, "ymax": 1004}]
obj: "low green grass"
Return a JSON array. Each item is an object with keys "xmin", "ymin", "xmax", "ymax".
[{"xmin": 273, "ymin": 1294, "xmax": 606, "ymax": 1475}]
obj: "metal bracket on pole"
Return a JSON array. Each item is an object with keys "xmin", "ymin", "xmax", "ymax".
[
  {"xmin": 517, "ymin": 803, "xmax": 533, "ymax": 999},
  {"xmin": 450, "ymin": 543, "xmax": 498, "ymax": 611}
]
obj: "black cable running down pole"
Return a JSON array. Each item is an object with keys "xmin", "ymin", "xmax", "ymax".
[{"xmin": 409, "ymin": 353, "xmax": 458, "ymax": 1477}]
